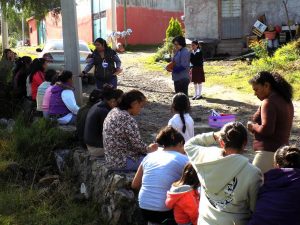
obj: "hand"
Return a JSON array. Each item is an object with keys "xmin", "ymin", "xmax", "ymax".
[
  {"xmin": 213, "ymin": 131, "xmax": 222, "ymax": 142},
  {"xmin": 113, "ymin": 68, "xmax": 123, "ymax": 76},
  {"xmin": 79, "ymin": 71, "xmax": 87, "ymax": 77},
  {"xmin": 147, "ymin": 143, "xmax": 158, "ymax": 153},
  {"xmin": 247, "ymin": 121, "xmax": 255, "ymax": 133}
]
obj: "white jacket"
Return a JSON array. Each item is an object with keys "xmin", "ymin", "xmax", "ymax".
[{"xmin": 184, "ymin": 132, "xmax": 262, "ymax": 225}]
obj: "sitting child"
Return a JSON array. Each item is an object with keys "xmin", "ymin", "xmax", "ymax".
[{"xmin": 166, "ymin": 163, "xmax": 200, "ymax": 225}]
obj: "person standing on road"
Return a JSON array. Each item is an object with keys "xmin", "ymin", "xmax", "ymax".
[
  {"xmin": 190, "ymin": 40, "xmax": 205, "ymax": 100},
  {"xmin": 248, "ymin": 71, "xmax": 294, "ymax": 174},
  {"xmin": 82, "ymin": 38, "xmax": 122, "ymax": 89},
  {"xmin": 168, "ymin": 36, "xmax": 190, "ymax": 96}
]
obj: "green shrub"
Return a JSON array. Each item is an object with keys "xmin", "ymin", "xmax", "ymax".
[
  {"xmin": 153, "ymin": 37, "xmax": 174, "ymax": 62},
  {"xmin": 8, "ymin": 117, "xmax": 76, "ymax": 171},
  {"xmin": 166, "ymin": 17, "xmax": 183, "ymax": 39}
]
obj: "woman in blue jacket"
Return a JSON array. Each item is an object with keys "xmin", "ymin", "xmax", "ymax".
[{"xmin": 170, "ymin": 36, "xmax": 190, "ymax": 96}]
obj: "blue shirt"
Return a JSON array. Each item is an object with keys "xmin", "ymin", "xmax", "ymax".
[{"xmin": 139, "ymin": 150, "xmax": 189, "ymax": 211}]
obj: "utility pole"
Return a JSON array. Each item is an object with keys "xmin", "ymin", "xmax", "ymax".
[
  {"xmin": 111, "ymin": 0, "xmax": 117, "ymax": 49},
  {"xmin": 123, "ymin": 0, "xmax": 127, "ymax": 46},
  {"xmin": 60, "ymin": 0, "xmax": 82, "ymax": 105},
  {"xmin": 0, "ymin": 6, "xmax": 9, "ymax": 50}
]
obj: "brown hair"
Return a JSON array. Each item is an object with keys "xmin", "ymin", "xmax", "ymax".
[
  {"xmin": 156, "ymin": 126, "xmax": 185, "ymax": 148},
  {"xmin": 275, "ymin": 146, "xmax": 300, "ymax": 168},
  {"xmin": 220, "ymin": 122, "xmax": 248, "ymax": 151},
  {"xmin": 173, "ymin": 163, "xmax": 200, "ymax": 190}
]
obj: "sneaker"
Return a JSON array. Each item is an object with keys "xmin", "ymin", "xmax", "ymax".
[
  {"xmin": 192, "ymin": 96, "xmax": 197, "ymax": 100},
  {"xmin": 196, "ymin": 95, "xmax": 203, "ymax": 100}
]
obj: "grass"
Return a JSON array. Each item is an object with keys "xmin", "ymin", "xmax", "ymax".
[{"xmin": 0, "ymin": 184, "xmax": 101, "ymax": 225}]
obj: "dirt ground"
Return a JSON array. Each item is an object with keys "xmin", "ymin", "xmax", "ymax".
[{"xmin": 84, "ymin": 51, "xmax": 300, "ymax": 159}]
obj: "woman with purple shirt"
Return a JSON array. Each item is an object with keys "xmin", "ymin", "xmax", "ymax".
[{"xmin": 248, "ymin": 146, "xmax": 300, "ymax": 225}]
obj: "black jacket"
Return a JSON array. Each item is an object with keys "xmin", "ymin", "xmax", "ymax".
[{"xmin": 190, "ymin": 49, "xmax": 204, "ymax": 67}]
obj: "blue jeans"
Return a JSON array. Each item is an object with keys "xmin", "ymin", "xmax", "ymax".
[{"xmin": 96, "ymin": 76, "xmax": 117, "ymax": 89}]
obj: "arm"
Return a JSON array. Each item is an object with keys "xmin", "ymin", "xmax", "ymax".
[
  {"xmin": 82, "ymin": 60, "xmax": 94, "ymax": 74},
  {"xmin": 248, "ymin": 169, "xmax": 263, "ymax": 212},
  {"xmin": 251, "ymin": 100, "xmax": 276, "ymax": 137},
  {"xmin": 184, "ymin": 132, "xmax": 218, "ymax": 163},
  {"xmin": 126, "ymin": 118, "xmax": 148, "ymax": 154},
  {"xmin": 113, "ymin": 53, "xmax": 121, "ymax": 69},
  {"xmin": 173, "ymin": 49, "xmax": 190, "ymax": 73},
  {"xmin": 61, "ymin": 90, "xmax": 80, "ymax": 115},
  {"xmin": 131, "ymin": 164, "xmax": 143, "ymax": 190}
]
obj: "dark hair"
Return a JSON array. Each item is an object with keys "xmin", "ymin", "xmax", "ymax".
[
  {"xmin": 156, "ymin": 126, "xmax": 185, "ymax": 148},
  {"xmin": 13, "ymin": 56, "xmax": 32, "ymax": 76},
  {"xmin": 172, "ymin": 36, "xmax": 186, "ymax": 47},
  {"xmin": 172, "ymin": 93, "xmax": 191, "ymax": 133},
  {"xmin": 191, "ymin": 40, "xmax": 200, "ymax": 48},
  {"xmin": 249, "ymin": 71, "xmax": 293, "ymax": 103},
  {"xmin": 45, "ymin": 69, "xmax": 57, "ymax": 82},
  {"xmin": 275, "ymin": 146, "xmax": 300, "ymax": 169},
  {"xmin": 119, "ymin": 90, "xmax": 146, "ymax": 110},
  {"xmin": 220, "ymin": 122, "xmax": 248, "ymax": 151},
  {"xmin": 174, "ymin": 163, "xmax": 200, "ymax": 190},
  {"xmin": 94, "ymin": 37, "xmax": 108, "ymax": 49},
  {"xmin": 29, "ymin": 58, "xmax": 46, "ymax": 83},
  {"xmin": 57, "ymin": 70, "xmax": 73, "ymax": 83},
  {"xmin": 101, "ymin": 84, "xmax": 124, "ymax": 101},
  {"xmin": 2, "ymin": 48, "xmax": 12, "ymax": 60}
]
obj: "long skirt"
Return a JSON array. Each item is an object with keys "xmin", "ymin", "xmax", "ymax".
[{"xmin": 191, "ymin": 66, "xmax": 205, "ymax": 83}]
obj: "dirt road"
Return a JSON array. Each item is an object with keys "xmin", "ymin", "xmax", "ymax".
[{"xmin": 86, "ymin": 51, "xmax": 300, "ymax": 155}]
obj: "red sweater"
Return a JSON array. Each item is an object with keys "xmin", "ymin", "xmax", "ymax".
[
  {"xmin": 31, "ymin": 71, "xmax": 45, "ymax": 100},
  {"xmin": 165, "ymin": 185, "xmax": 200, "ymax": 225},
  {"xmin": 252, "ymin": 92, "xmax": 294, "ymax": 152}
]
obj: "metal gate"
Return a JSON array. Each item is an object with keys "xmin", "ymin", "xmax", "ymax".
[{"xmin": 221, "ymin": 0, "xmax": 242, "ymax": 39}]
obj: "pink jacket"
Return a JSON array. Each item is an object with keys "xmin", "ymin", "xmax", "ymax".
[
  {"xmin": 42, "ymin": 85, "xmax": 53, "ymax": 112},
  {"xmin": 165, "ymin": 185, "xmax": 200, "ymax": 225}
]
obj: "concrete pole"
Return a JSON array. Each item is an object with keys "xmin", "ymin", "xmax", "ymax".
[
  {"xmin": 60, "ymin": 0, "xmax": 83, "ymax": 105},
  {"xmin": 111, "ymin": 0, "xmax": 117, "ymax": 49},
  {"xmin": 1, "ymin": 10, "xmax": 9, "ymax": 49}
]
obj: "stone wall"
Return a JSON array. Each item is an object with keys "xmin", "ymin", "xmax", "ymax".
[{"xmin": 73, "ymin": 149, "xmax": 145, "ymax": 225}]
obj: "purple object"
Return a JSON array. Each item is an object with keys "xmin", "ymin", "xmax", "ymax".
[{"xmin": 208, "ymin": 114, "xmax": 236, "ymax": 128}]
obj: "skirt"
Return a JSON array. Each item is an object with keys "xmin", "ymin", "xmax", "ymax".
[{"xmin": 191, "ymin": 66, "xmax": 205, "ymax": 83}]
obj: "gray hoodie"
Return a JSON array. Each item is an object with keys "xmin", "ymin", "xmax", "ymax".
[{"xmin": 184, "ymin": 132, "xmax": 263, "ymax": 225}]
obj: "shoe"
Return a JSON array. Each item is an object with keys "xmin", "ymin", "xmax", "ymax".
[
  {"xmin": 192, "ymin": 96, "xmax": 197, "ymax": 100},
  {"xmin": 196, "ymin": 95, "xmax": 203, "ymax": 100}
]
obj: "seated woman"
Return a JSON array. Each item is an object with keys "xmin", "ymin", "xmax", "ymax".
[
  {"xmin": 248, "ymin": 146, "xmax": 300, "ymax": 225},
  {"xmin": 36, "ymin": 69, "xmax": 57, "ymax": 113},
  {"xmin": 103, "ymin": 90, "xmax": 157, "ymax": 170},
  {"xmin": 48, "ymin": 70, "xmax": 79, "ymax": 125},
  {"xmin": 132, "ymin": 126, "xmax": 189, "ymax": 225},
  {"xmin": 76, "ymin": 89, "xmax": 103, "ymax": 146},
  {"xmin": 184, "ymin": 122, "xmax": 263, "ymax": 225},
  {"xmin": 83, "ymin": 85, "xmax": 123, "ymax": 157}
]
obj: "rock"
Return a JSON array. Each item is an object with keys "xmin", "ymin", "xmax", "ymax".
[
  {"xmin": 73, "ymin": 148, "xmax": 145, "ymax": 225},
  {"xmin": 0, "ymin": 118, "xmax": 8, "ymax": 128}
]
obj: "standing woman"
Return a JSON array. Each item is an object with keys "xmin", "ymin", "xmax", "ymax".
[
  {"xmin": 82, "ymin": 38, "xmax": 122, "ymax": 89},
  {"xmin": 248, "ymin": 71, "xmax": 294, "ymax": 174},
  {"xmin": 169, "ymin": 36, "xmax": 190, "ymax": 96},
  {"xmin": 190, "ymin": 40, "xmax": 205, "ymax": 100}
]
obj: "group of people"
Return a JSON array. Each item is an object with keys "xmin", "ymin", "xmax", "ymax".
[
  {"xmin": 166, "ymin": 36, "xmax": 205, "ymax": 100},
  {"xmin": 1, "ymin": 36, "xmax": 299, "ymax": 225}
]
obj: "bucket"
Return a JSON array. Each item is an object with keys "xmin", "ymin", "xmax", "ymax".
[{"xmin": 208, "ymin": 114, "xmax": 236, "ymax": 128}]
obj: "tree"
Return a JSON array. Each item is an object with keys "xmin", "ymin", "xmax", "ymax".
[
  {"xmin": 0, "ymin": 0, "xmax": 60, "ymax": 20},
  {"xmin": 166, "ymin": 17, "xmax": 183, "ymax": 39}
]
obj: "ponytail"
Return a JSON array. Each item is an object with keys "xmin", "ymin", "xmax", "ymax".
[
  {"xmin": 179, "ymin": 112, "xmax": 186, "ymax": 133},
  {"xmin": 171, "ymin": 93, "xmax": 191, "ymax": 134}
]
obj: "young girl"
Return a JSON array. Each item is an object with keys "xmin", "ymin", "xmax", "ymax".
[
  {"xmin": 166, "ymin": 163, "xmax": 200, "ymax": 225},
  {"xmin": 190, "ymin": 40, "xmax": 205, "ymax": 100},
  {"xmin": 168, "ymin": 93, "xmax": 194, "ymax": 142}
]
